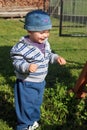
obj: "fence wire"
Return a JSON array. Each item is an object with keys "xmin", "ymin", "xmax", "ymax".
[{"xmin": 48, "ymin": 0, "xmax": 87, "ymax": 37}]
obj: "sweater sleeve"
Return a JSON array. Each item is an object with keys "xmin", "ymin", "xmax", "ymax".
[
  {"xmin": 45, "ymin": 40, "xmax": 59, "ymax": 64},
  {"xmin": 50, "ymin": 52, "xmax": 59, "ymax": 64},
  {"xmin": 10, "ymin": 42, "xmax": 30, "ymax": 74}
]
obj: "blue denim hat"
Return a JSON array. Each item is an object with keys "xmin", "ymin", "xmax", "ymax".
[{"xmin": 24, "ymin": 9, "xmax": 52, "ymax": 31}]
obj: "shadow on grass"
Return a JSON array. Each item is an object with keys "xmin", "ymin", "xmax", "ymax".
[
  {"xmin": 0, "ymin": 46, "xmax": 16, "ymax": 129},
  {"xmin": 0, "ymin": 91, "xmax": 17, "ymax": 129},
  {"xmin": 40, "ymin": 123, "xmax": 87, "ymax": 130},
  {"xmin": 46, "ymin": 61, "xmax": 84, "ymax": 89},
  {"xmin": 0, "ymin": 46, "xmax": 14, "ymax": 85}
]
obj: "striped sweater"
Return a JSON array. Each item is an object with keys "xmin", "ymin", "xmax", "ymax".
[{"xmin": 10, "ymin": 36, "xmax": 59, "ymax": 82}]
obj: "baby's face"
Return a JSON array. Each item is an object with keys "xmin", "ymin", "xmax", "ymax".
[{"xmin": 29, "ymin": 30, "xmax": 50, "ymax": 43}]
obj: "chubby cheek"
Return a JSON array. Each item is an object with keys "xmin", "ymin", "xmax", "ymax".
[
  {"xmin": 35, "ymin": 34, "xmax": 42, "ymax": 39},
  {"xmin": 47, "ymin": 33, "xmax": 50, "ymax": 37}
]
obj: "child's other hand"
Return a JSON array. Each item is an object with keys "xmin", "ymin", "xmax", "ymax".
[
  {"xmin": 29, "ymin": 64, "xmax": 38, "ymax": 72},
  {"xmin": 57, "ymin": 56, "xmax": 66, "ymax": 65}
]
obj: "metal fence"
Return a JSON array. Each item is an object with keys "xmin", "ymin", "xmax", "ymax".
[{"xmin": 48, "ymin": 0, "xmax": 87, "ymax": 37}]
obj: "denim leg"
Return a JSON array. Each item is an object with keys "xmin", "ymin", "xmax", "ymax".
[
  {"xmin": 14, "ymin": 79, "xmax": 45, "ymax": 130},
  {"xmin": 30, "ymin": 81, "xmax": 46, "ymax": 121}
]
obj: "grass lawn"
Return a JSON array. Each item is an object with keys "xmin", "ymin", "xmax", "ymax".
[{"xmin": 0, "ymin": 18, "xmax": 87, "ymax": 130}]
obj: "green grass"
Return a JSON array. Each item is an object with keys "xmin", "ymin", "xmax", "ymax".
[{"xmin": 0, "ymin": 18, "xmax": 87, "ymax": 130}]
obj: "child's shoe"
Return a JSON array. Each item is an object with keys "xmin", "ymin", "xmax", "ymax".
[{"xmin": 28, "ymin": 121, "xmax": 39, "ymax": 130}]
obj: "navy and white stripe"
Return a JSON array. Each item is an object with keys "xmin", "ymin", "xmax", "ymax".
[{"xmin": 10, "ymin": 36, "xmax": 59, "ymax": 82}]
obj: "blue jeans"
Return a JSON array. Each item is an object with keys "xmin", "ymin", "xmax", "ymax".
[{"xmin": 14, "ymin": 79, "xmax": 46, "ymax": 130}]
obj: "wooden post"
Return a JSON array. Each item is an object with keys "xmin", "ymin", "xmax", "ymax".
[{"xmin": 69, "ymin": 61, "xmax": 87, "ymax": 98}]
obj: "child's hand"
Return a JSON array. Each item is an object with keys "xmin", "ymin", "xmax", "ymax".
[
  {"xmin": 29, "ymin": 64, "xmax": 38, "ymax": 72},
  {"xmin": 57, "ymin": 56, "xmax": 66, "ymax": 65}
]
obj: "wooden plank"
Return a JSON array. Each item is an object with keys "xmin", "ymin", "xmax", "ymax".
[{"xmin": 0, "ymin": 7, "xmax": 38, "ymax": 18}]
